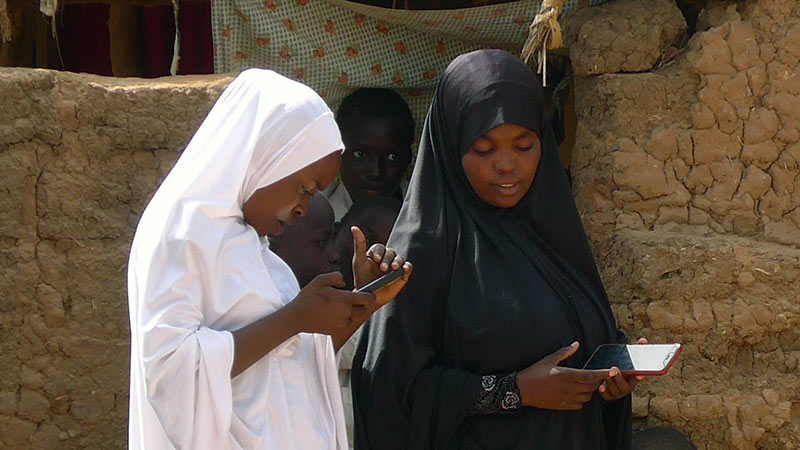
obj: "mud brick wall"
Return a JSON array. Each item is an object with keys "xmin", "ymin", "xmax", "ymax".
[
  {"xmin": 0, "ymin": 71, "xmax": 231, "ymax": 448},
  {"xmin": 567, "ymin": 0, "xmax": 800, "ymax": 448},
  {"xmin": 1, "ymin": 0, "xmax": 799, "ymax": 449},
  {"xmin": 572, "ymin": 1, "xmax": 800, "ymax": 246}
]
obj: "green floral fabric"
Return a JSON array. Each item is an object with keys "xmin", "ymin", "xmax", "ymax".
[{"xmin": 212, "ymin": 0, "xmax": 612, "ymax": 132}]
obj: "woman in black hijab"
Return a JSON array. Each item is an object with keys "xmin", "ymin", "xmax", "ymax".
[{"xmin": 352, "ymin": 49, "xmax": 641, "ymax": 450}]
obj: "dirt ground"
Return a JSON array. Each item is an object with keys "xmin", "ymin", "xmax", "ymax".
[{"xmin": 0, "ymin": 0, "xmax": 798, "ymax": 449}]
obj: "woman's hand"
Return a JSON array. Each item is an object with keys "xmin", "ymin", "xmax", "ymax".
[
  {"xmin": 351, "ymin": 226, "xmax": 412, "ymax": 306},
  {"xmin": 289, "ymin": 272, "xmax": 376, "ymax": 334},
  {"xmin": 232, "ymin": 272, "xmax": 375, "ymax": 377},
  {"xmin": 597, "ymin": 337, "xmax": 647, "ymax": 402},
  {"xmin": 517, "ymin": 342, "xmax": 615, "ymax": 411}
]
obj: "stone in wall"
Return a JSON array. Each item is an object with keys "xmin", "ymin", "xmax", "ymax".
[{"xmin": 563, "ymin": 0, "xmax": 687, "ymax": 77}]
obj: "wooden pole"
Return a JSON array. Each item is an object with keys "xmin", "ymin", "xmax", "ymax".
[
  {"xmin": 34, "ymin": 4, "xmax": 47, "ymax": 67},
  {"xmin": 108, "ymin": 1, "xmax": 143, "ymax": 76}
]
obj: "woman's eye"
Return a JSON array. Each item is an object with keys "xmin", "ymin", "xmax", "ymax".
[
  {"xmin": 387, "ymin": 153, "xmax": 400, "ymax": 162},
  {"xmin": 471, "ymin": 146, "xmax": 492, "ymax": 156},
  {"xmin": 516, "ymin": 144, "xmax": 534, "ymax": 152},
  {"xmin": 352, "ymin": 150, "xmax": 366, "ymax": 159}
]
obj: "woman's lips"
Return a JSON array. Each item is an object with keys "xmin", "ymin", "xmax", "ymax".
[{"xmin": 492, "ymin": 181, "xmax": 520, "ymax": 196}]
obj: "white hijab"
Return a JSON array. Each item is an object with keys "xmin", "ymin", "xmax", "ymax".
[{"xmin": 128, "ymin": 69, "xmax": 346, "ymax": 450}]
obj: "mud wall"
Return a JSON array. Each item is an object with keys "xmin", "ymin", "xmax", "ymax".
[
  {"xmin": 567, "ymin": 0, "xmax": 800, "ymax": 448},
  {"xmin": 0, "ymin": 0, "xmax": 798, "ymax": 449},
  {"xmin": 0, "ymin": 71, "xmax": 231, "ymax": 448}
]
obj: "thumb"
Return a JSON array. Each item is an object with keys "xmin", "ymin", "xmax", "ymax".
[
  {"xmin": 549, "ymin": 341, "xmax": 580, "ymax": 365},
  {"xmin": 314, "ymin": 271, "xmax": 345, "ymax": 288},
  {"xmin": 351, "ymin": 226, "xmax": 367, "ymax": 265},
  {"xmin": 347, "ymin": 290, "xmax": 377, "ymax": 307}
]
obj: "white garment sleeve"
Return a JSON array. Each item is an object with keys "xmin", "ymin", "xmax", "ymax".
[
  {"xmin": 336, "ymin": 326, "xmax": 362, "ymax": 371},
  {"xmin": 139, "ymin": 284, "xmax": 236, "ymax": 449}
]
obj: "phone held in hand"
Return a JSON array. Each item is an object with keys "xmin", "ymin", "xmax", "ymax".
[
  {"xmin": 583, "ymin": 343, "xmax": 682, "ymax": 376},
  {"xmin": 356, "ymin": 269, "xmax": 404, "ymax": 294}
]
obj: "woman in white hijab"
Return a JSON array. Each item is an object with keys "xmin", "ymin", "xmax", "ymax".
[{"xmin": 127, "ymin": 69, "xmax": 411, "ymax": 450}]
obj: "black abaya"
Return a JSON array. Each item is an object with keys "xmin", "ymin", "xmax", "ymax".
[{"xmin": 352, "ymin": 49, "xmax": 631, "ymax": 450}]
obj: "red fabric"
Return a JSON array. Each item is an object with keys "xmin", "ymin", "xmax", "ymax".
[
  {"xmin": 57, "ymin": 1, "xmax": 213, "ymax": 78},
  {"xmin": 141, "ymin": 5, "xmax": 176, "ymax": 78},
  {"xmin": 58, "ymin": 3, "xmax": 113, "ymax": 76},
  {"xmin": 139, "ymin": 1, "xmax": 215, "ymax": 77},
  {"xmin": 177, "ymin": 2, "xmax": 214, "ymax": 75}
]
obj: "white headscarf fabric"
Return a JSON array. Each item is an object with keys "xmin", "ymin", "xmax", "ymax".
[{"xmin": 128, "ymin": 69, "xmax": 346, "ymax": 450}]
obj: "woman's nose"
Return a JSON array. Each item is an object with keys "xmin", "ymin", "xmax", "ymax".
[{"xmin": 494, "ymin": 154, "xmax": 515, "ymax": 174}]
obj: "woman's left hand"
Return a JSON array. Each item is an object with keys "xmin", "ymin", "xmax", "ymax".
[
  {"xmin": 351, "ymin": 226, "xmax": 412, "ymax": 306},
  {"xmin": 597, "ymin": 337, "xmax": 647, "ymax": 402}
]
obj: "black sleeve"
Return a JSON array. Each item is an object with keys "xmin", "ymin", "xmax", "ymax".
[{"xmin": 467, "ymin": 372, "xmax": 522, "ymax": 415}]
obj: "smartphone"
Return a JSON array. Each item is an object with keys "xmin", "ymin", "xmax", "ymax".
[
  {"xmin": 356, "ymin": 269, "xmax": 404, "ymax": 294},
  {"xmin": 583, "ymin": 343, "xmax": 682, "ymax": 376}
]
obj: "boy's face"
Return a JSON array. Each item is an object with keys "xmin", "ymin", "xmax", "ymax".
[
  {"xmin": 333, "ymin": 207, "xmax": 399, "ymax": 290},
  {"xmin": 340, "ymin": 112, "xmax": 412, "ymax": 202},
  {"xmin": 271, "ymin": 194, "xmax": 339, "ymax": 287}
]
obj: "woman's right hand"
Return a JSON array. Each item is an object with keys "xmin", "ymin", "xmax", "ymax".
[
  {"xmin": 289, "ymin": 271, "xmax": 376, "ymax": 335},
  {"xmin": 517, "ymin": 342, "xmax": 617, "ymax": 411}
]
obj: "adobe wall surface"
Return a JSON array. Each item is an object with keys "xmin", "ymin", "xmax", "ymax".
[
  {"xmin": 568, "ymin": 0, "xmax": 800, "ymax": 448},
  {"xmin": 0, "ymin": 70, "xmax": 232, "ymax": 448}
]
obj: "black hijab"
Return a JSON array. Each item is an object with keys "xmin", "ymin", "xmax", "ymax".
[{"xmin": 352, "ymin": 49, "xmax": 630, "ymax": 450}]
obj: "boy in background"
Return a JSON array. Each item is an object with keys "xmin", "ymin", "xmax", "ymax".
[
  {"xmin": 326, "ymin": 88, "xmax": 414, "ymax": 221},
  {"xmin": 270, "ymin": 193, "xmax": 339, "ymax": 287}
]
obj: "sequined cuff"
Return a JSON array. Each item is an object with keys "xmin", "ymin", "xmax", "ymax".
[{"xmin": 468, "ymin": 372, "xmax": 522, "ymax": 415}]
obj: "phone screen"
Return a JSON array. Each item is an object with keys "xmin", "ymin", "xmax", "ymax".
[{"xmin": 584, "ymin": 344, "xmax": 681, "ymax": 373}]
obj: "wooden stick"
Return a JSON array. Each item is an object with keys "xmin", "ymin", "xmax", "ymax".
[{"xmin": 35, "ymin": 7, "xmax": 46, "ymax": 67}]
